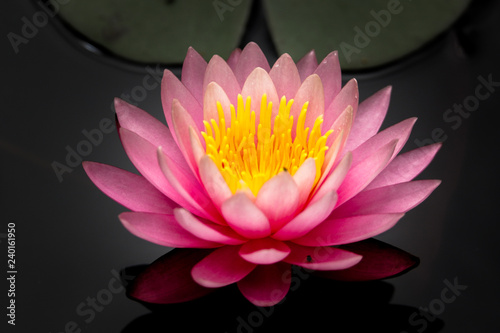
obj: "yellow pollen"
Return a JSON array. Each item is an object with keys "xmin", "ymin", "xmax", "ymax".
[{"xmin": 202, "ymin": 94, "xmax": 333, "ymax": 196}]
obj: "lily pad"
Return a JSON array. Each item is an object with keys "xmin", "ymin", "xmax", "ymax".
[
  {"xmin": 263, "ymin": 0, "xmax": 471, "ymax": 70},
  {"xmin": 50, "ymin": 0, "xmax": 253, "ymax": 64}
]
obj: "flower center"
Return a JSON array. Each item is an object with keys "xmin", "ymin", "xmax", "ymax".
[{"xmin": 202, "ymin": 94, "xmax": 333, "ymax": 196}]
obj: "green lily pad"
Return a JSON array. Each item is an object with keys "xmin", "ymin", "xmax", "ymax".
[
  {"xmin": 51, "ymin": 0, "xmax": 253, "ymax": 64},
  {"xmin": 263, "ymin": 0, "xmax": 471, "ymax": 70}
]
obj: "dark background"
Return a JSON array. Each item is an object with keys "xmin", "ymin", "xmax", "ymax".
[{"xmin": 2, "ymin": 1, "xmax": 500, "ymax": 332}]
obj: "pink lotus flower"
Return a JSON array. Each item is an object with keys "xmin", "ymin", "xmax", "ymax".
[{"xmin": 84, "ymin": 42, "xmax": 440, "ymax": 307}]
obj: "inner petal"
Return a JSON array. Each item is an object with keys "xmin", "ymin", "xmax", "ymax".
[{"xmin": 201, "ymin": 94, "xmax": 334, "ymax": 197}]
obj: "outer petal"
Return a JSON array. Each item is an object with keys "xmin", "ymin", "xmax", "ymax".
[
  {"xmin": 292, "ymin": 213, "xmax": 405, "ymax": 246},
  {"xmin": 181, "ymin": 47, "xmax": 208, "ymax": 105},
  {"xmin": 269, "ymin": 53, "xmax": 301, "ymax": 99},
  {"xmin": 336, "ymin": 140, "xmax": 398, "ymax": 206},
  {"xmin": 191, "ymin": 246, "xmax": 256, "ymax": 288},
  {"xmin": 272, "ymin": 190, "xmax": 338, "ymax": 241},
  {"xmin": 314, "ymin": 51, "xmax": 342, "ymax": 108},
  {"xmin": 83, "ymin": 162, "xmax": 176, "ymax": 214},
  {"xmin": 157, "ymin": 147, "xmax": 220, "ymax": 221},
  {"xmin": 316, "ymin": 124, "xmax": 347, "ymax": 189},
  {"xmin": 128, "ymin": 249, "xmax": 214, "ymax": 304},
  {"xmin": 203, "ymin": 55, "xmax": 241, "ymax": 106},
  {"xmin": 314, "ymin": 239, "xmax": 420, "ymax": 281},
  {"xmin": 119, "ymin": 128, "xmax": 198, "ymax": 211},
  {"xmin": 115, "ymin": 98, "xmax": 185, "ymax": 167},
  {"xmin": 284, "ymin": 243, "xmax": 362, "ymax": 271},
  {"xmin": 119, "ymin": 212, "xmax": 221, "ymax": 248},
  {"xmin": 311, "ymin": 152, "xmax": 352, "ymax": 204},
  {"xmin": 332, "ymin": 180, "xmax": 442, "ymax": 218},
  {"xmin": 171, "ymin": 99, "xmax": 202, "ymax": 177},
  {"xmin": 324, "ymin": 78, "xmax": 359, "ymax": 131},
  {"xmin": 233, "ymin": 42, "xmax": 271, "ymax": 86},
  {"xmin": 343, "ymin": 86, "xmax": 392, "ymax": 154},
  {"xmin": 161, "ymin": 70, "xmax": 203, "ymax": 132},
  {"xmin": 255, "ymin": 171, "xmax": 300, "ymax": 232},
  {"xmin": 289, "ymin": 74, "xmax": 325, "ymax": 133},
  {"xmin": 365, "ymin": 143, "xmax": 442, "ymax": 190},
  {"xmin": 237, "ymin": 262, "xmax": 291, "ymax": 307},
  {"xmin": 349, "ymin": 118, "xmax": 417, "ymax": 168},
  {"xmin": 239, "ymin": 238, "xmax": 291, "ymax": 265},
  {"xmin": 174, "ymin": 208, "xmax": 247, "ymax": 245},
  {"xmin": 325, "ymin": 105, "xmax": 354, "ymax": 165},
  {"xmin": 296, "ymin": 49, "xmax": 318, "ymax": 82},
  {"xmin": 221, "ymin": 192, "xmax": 271, "ymax": 239}
]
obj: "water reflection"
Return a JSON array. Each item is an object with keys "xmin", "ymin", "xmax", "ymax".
[{"xmin": 120, "ymin": 246, "xmax": 444, "ymax": 332}]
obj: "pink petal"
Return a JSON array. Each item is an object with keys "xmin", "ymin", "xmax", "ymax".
[
  {"xmin": 315, "ymin": 239, "xmax": 419, "ymax": 281},
  {"xmin": 269, "ymin": 53, "xmax": 301, "ymax": 99},
  {"xmin": 203, "ymin": 82, "xmax": 231, "ymax": 125},
  {"xmin": 203, "ymin": 55, "xmax": 241, "ymax": 106},
  {"xmin": 221, "ymin": 192, "xmax": 271, "ymax": 239},
  {"xmin": 349, "ymin": 118, "xmax": 417, "ymax": 168},
  {"xmin": 237, "ymin": 262, "xmax": 291, "ymax": 307},
  {"xmin": 336, "ymin": 140, "xmax": 397, "ymax": 206},
  {"xmin": 119, "ymin": 212, "xmax": 221, "ymax": 248},
  {"xmin": 128, "ymin": 249, "xmax": 214, "ymax": 303},
  {"xmin": 311, "ymin": 152, "xmax": 352, "ymax": 204},
  {"xmin": 240, "ymin": 67, "xmax": 280, "ymax": 120},
  {"xmin": 325, "ymin": 105, "xmax": 354, "ymax": 161},
  {"xmin": 157, "ymin": 147, "xmax": 220, "ymax": 221},
  {"xmin": 315, "ymin": 126, "xmax": 346, "ymax": 190},
  {"xmin": 171, "ymin": 100, "xmax": 202, "ymax": 177},
  {"xmin": 289, "ymin": 74, "xmax": 325, "ymax": 133},
  {"xmin": 226, "ymin": 48, "xmax": 242, "ymax": 71},
  {"xmin": 255, "ymin": 171, "xmax": 300, "ymax": 232},
  {"xmin": 161, "ymin": 70, "xmax": 203, "ymax": 132},
  {"xmin": 174, "ymin": 208, "xmax": 247, "ymax": 245},
  {"xmin": 115, "ymin": 99, "xmax": 185, "ymax": 166},
  {"xmin": 191, "ymin": 245, "xmax": 256, "ymax": 288},
  {"xmin": 343, "ymin": 86, "xmax": 392, "ymax": 153},
  {"xmin": 365, "ymin": 143, "xmax": 442, "ymax": 190},
  {"xmin": 293, "ymin": 213, "xmax": 405, "ymax": 246},
  {"xmin": 238, "ymin": 238, "xmax": 291, "ymax": 265},
  {"xmin": 284, "ymin": 243, "xmax": 362, "ymax": 271},
  {"xmin": 324, "ymin": 78, "xmax": 359, "ymax": 131},
  {"xmin": 198, "ymin": 155, "xmax": 232, "ymax": 209},
  {"xmin": 292, "ymin": 158, "xmax": 317, "ymax": 208},
  {"xmin": 83, "ymin": 162, "xmax": 176, "ymax": 214},
  {"xmin": 233, "ymin": 42, "xmax": 271, "ymax": 86},
  {"xmin": 296, "ymin": 49, "xmax": 318, "ymax": 82},
  {"xmin": 119, "ymin": 128, "xmax": 196, "ymax": 209},
  {"xmin": 314, "ymin": 51, "xmax": 342, "ymax": 108},
  {"xmin": 190, "ymin": 126, "xmax": 206, "ymax": 164},
  {"xmin": 333, "ymin": 180, "xmax": 441, "ymax": 218},
  {"xmin": 181, "ymin": 47, "xmax": 208, "ymax": 105},
  {"xmin": 272, "ymin": 190, "xmax": 338, "ymax": 241}
]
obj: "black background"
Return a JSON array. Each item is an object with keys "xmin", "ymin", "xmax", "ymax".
[{"xmin": 2, "ymin": 1, "xmax": 500, "ymax": 332}]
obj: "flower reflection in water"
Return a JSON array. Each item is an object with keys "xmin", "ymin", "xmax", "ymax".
[{"xmin": 122, "ymin": 239, "xmax": 443, "ymax": 332}]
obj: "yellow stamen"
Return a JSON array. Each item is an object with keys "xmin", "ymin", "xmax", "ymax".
[{"xmin": 202, "ymin": 94, "xmax": 332, "ymax": 196}]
